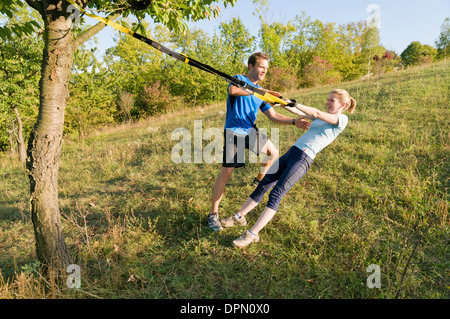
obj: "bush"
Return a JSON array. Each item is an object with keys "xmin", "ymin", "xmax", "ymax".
[
  {"xmin": 135, "ymin": 81, "xmax": 179, "ymax": 117},
  {"xmin": 65, "ymin": 72, "xmax": 116, "ymax": 137},
  {"xmin": 300, "ymin": 56, "xmax": 342, "ymax": 87},
  {"xmin": 115, "ymin": 90, "xmax": 135, "ymax": 122},
  {"xmin": 372, "ymin": 50, "xmax": 402, "ymax": 75},
  {"xmin": 262, "ymin": 65, "xmax": 299, "ymax": 92},
  {"xmin": 401, "ymin": 41, "xmax": 437, "ymax": 67}
]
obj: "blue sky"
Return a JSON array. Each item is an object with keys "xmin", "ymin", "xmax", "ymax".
[{"xmin": 90, "ymin": 0, "xmax": 449, "ymax": 57}]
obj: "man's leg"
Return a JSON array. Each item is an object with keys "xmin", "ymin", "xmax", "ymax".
[
  {"xmin": 256, "ymin": 139, "xmax": 279, "ymax": 182},
  {"xmin": 211, "ymin": 166, "xmax": 234, "ymax": 214},
  {"xmin": 208, "ymin": 166, "xmax": 234, "ymax": 232}
]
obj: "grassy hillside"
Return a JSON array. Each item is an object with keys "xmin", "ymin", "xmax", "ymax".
[{"xmin": 0, "ymin": 61, "xmax": 448, "ymax": 299}]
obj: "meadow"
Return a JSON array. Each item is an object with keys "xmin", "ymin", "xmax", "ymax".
[{"xmin": 0, "ymin": 61, "xmax": 448, "ymax": 299}]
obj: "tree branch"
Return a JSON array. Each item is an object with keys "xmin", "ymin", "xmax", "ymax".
[
  {"xmin": 72, "ymin": 12, "xmax": 122, "ymax": 50},
  {"xmin": 25, "ymin": 0, "xmax": 43, "ymax": 15}
]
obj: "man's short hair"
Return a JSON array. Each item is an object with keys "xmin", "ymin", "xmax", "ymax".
[{"xmin": 248, "ymin": 52, "xmax": 269, "ymax": 67}]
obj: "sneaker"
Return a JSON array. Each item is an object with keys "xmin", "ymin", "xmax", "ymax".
[
  {"xmin": 221, "ymin": 214, "xmax": 247, "ymax": 228},
  {"xmin": 207, "ymin": 212, "xmax": 223, "ymax": 232},
  {"xmin": 233, "ymin": 230, "xmax": 260, "ymax": 248}
]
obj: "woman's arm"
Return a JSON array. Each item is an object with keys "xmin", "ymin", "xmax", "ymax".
[
  {"xmin": 278, "ymin": 104, "xmax": 314, "ymax": 119},
  {"xmin": 263, "ymin": 108, "xmax": 311, "ymax": 130},
  {"xmin": 293, "ymin": 102, "xmax": 340, "ymax": 125}
]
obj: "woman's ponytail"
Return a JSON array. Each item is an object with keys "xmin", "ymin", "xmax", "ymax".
[{"xmin": 347, "ymin": 97, "xmax": 356, "ymax": 114}]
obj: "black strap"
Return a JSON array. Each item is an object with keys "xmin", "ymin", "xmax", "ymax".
[
  {"xmin": 133, "ymin": 32, "xmax": 266, "ymax": 97},
  {"xmin": 66, "ymin": 0, "xmax": 290, "ymax": 105}
]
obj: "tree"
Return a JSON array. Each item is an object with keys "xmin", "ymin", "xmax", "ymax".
[
  {"xmin": 336, "ymin": 20, "xmax": 383, "ymax": 80},
  {"xmin": 258, "ymin": 16, "xmax": 295, "ymax": 69},
  {"xmin": 0, "ymin": 5, "xmax": 42, "ymax": 161},
  {"xmin": 167, "ymin": 26, "xmax": 241, "ymax": 106},
  {"xmin": 0, "ymin": 0, "xmax": 41, "ymax": 39},
  {"xmin": 401, "ymin": 41, "xmax": 437, "ymax": 67},
  {"xmin": 286, "ymin": 14, "xmax": 380, "ymax": 82},
  {"xmin": 66, "ymin": 44, "xmax": 117, "ymax": 136},
  {"xmin": 104, "ymin": 21, "xmax": 165, "ymax": 97},
  {"xmin": 1, "ymin": 0, "xmax": 236, "ymax": 275},
  {"xmin": 219, "ymin": 17, "xmax": 255, "ymax": 66},
  {"xmin": 357, "ymin": 24, "xmax": 385, "ymax": 76},
  {"xmin": 436, "ymin": 17, "xmax": 450, "ymax": 60},
  {"xmin": 103, "ymin": 21, "xmax": 165, "ymax": 118}
]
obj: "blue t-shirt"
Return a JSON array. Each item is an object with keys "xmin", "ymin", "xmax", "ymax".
[
  {"xmin": 224, "ymin": 74, "xmax": 272, "ymax": 135},
  {"xmin": 293, "ymin": 114, "xmax": 348, "ymax": 159}
]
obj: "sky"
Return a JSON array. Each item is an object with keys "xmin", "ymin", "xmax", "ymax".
[{"xmin": 88, "ymin": 0, "xmax": 449, "ymax": 57}]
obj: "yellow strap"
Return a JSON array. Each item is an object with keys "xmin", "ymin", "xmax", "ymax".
[
  {"xmin": 179, "ymin": 53, "xmax": 190, "ymax": 64},
  {"xmin": 254, "ymin": 92, "xmax": 288, "ymax": 106},
  {"xmin": 67, "ymin": 0, "xmax": 134, "ymax": 36}
]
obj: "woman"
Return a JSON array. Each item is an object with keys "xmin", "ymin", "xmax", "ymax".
[{"xmin": 220, "ymin": 89, "xmax": 357, "ymax": 248}]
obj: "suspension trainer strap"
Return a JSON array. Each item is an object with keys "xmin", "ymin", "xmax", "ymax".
[{"xmin": 66, "ymin": 0, "xmax": 290, "ymax": 106}]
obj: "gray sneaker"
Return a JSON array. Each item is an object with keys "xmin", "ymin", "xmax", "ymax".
[
  {"xmin": 221, "ymin": 214, "xmax": 247, "ymax": 228},
  {"xmin": 207, "ymin": 213, "xmax": 223, "ymax": 232},
  {"xmin": 233, "ymin": 230, "xmax": 260, "ymax": 248}
]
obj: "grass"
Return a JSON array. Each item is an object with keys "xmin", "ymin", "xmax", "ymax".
[{"xmin": 0, "ymin": 61, "xmax": 448, "ymax": 299}]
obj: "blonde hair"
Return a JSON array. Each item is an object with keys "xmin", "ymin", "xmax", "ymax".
[{"xmin": 330, "ymin": 89, "xmax": 356, "ymax": 114}]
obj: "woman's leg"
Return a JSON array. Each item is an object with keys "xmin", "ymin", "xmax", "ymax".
[
  {"xmin": 235, "ymin": 197, "xmax": 259, "ymax": 217},
  {"xmin": 247, "ymin": 147, "xmax": 294, "ymax": 206},
  {"xmin": 249, "ymin": 207, "xmax": 277, "ymax": 234},
  {"xmin": 225, "ymin": 147, "xmax": 293, "ymax": 228},
  {"xmin": 266, "ymin": 148, "xmax": 313, "ymax": 211},
  {"xmin": 251, "ymin": 148, "xmax": 313, "ymax": 234}
]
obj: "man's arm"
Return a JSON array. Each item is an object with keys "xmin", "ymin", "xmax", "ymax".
[
  {"xmin": 228, "ymin": 85, "xmax": 282, "ymax": 97},
  {"xmin": 228, "ymin": 85, "xmax": 251, "ymax": 96},
  {"xmin": 263, "ymin": 107, "xmax": 310, "ymax": 130}
]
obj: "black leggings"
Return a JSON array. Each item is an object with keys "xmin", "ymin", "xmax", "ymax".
[{"xmin": 250, "ymin": 146, "xmax": 313, "ymax": 211}]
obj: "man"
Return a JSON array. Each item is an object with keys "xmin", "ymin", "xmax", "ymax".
[{"xmin": 208, "ymin": 52, "xmax": 310, "ymax": 232}]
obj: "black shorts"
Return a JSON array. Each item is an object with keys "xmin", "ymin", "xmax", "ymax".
[{"xmin": 222, "ymin": 127, "xmax": 269, "ymax": 168}]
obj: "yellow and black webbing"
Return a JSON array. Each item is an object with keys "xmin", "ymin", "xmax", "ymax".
[{"xmin": 66, "ymin": 0, "xmax": 290, "ymax": 106}]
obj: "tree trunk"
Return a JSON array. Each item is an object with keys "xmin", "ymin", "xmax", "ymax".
[
  {"xmin": 25, "ymin": 0, "xmax": 120, "ymax": 275},
  {"xmin": 26, "ymin": 2, "xmax": 75, "ymax": 273},
  {"xmin": 13, "ymin": 106, "xmax": 27, "ymax": 163}
]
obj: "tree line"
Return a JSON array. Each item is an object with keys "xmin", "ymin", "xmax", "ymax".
[{"xmin": 1, "ymin": 7, "xmax": 449, "ymax": 156}]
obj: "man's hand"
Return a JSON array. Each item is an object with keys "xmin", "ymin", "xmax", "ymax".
[
  {"xmin": 295, "ymin": 118, "xmax": 310, "ymax": 130},
  {"xmin": 264, "ymin": 89, "xmax": 282, "ymax": 98}
]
